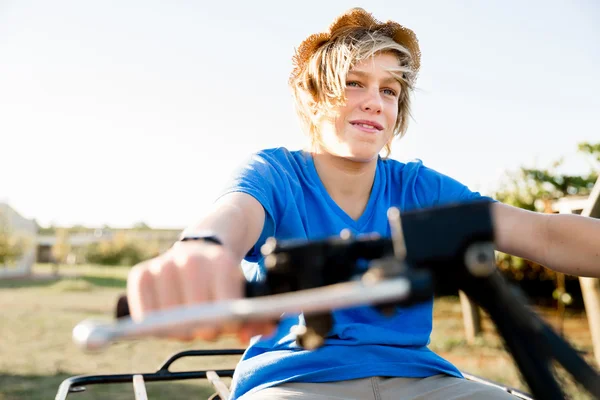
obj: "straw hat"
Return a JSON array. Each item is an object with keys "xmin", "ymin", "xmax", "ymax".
[{"xmin": 291, "ymin": 8, "xmax": 421, "ymax": 82}]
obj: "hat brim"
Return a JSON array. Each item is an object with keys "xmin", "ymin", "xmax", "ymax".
[{"xmin": 292, "ymin": 8, "xmax": 421, "ymax": 82}]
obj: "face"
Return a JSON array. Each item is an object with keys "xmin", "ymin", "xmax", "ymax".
[{"xmin": 316, "ymin": 52, "xmax": 401, "ymax": 162}]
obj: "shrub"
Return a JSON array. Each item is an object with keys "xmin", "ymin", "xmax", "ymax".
[{"xmin": 84, "ymin": 233, "xmax": 160, "ymax": 266}]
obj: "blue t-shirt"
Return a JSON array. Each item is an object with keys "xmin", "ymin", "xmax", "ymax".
[{"xmin": 222, "ymin": 148, "xmax": 488, "ymax": 399}]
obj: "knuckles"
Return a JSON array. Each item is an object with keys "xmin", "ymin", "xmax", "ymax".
[
  {"xmin": 172, "ymin": 249, "xmax": 208, "ymax": 271},
  {"xmin": 126, "ymin": 243, "xmax": 247, "ymax": 342},
  {"xmin": 128, "ymin": 262, "xmax": 154, "ymax": 290}
]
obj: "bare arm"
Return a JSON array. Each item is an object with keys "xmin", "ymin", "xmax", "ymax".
[
  {"xmin": 492, "ymin": 202, "xmax": 600, "ymax": 278},
  {"xmin": 181, "ymin": 192, "xmax": 266, "ymax": 261},
  {"xmin": 127, "ymin": 191, "xmax": 268, "ymax": 341}
]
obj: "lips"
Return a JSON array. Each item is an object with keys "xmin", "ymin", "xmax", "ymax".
[{"xmin": 350, "ymin": 119, "xmax": 384, "ymax": 132}]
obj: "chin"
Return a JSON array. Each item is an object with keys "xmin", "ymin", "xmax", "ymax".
[
  {"xmin": 341, "ymin": 147, "xmax": 380, "ymax": 162},
  {"xmin": 317, "ymin": 138, "xmax": 383, "ymax": 162}
]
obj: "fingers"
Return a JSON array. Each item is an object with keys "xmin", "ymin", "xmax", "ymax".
[
  {"xmin": 127, "ymin": 242, "xmax": 252, "ymax": 343},
  {"xmin": 127, "ymin": 261, "xmax": 159, "ymax": 321},
  {"xmin": 173, "ymin": 249, "xmax": 210, "ymax": 305},
  {"xmin": 152, "ymin": 255, "xmax": 199, "ymax": 340},
  {"xmin": 152, "ymin": 256, "xmax": 184, "ymax": 310},
  {"xmin": 211, "ymin": 250, "xmax": 245, "ymax": 338},
  {"xmin": 172, "ymin": 245, "xmax": 222, "ymax": 340},
  {"xmin": 237, "ymin": 320, "xmax": 278, "ymax": 345},
  {"xmin": 126, "ymin": 242, "xmax": 283, "ymax": 346},
  {"xmin": 211, "ymin": 246, "xmax": 245, "ymax": 300}
]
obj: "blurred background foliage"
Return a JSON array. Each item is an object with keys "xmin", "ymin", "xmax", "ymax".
[
  {"xmin": 492, "ymin": 141, "xmax": 599, "ymax": 308},
  {"xmin": 0, "ymin": 212, "xmax": 28, "ymax": 265},
  {"xmin": 83, "ymin": 232, "xmax": 162, "ymax": 266}
]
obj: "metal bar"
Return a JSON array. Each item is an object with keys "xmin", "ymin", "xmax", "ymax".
[
  {"xmin": 540, "ymin": 322, "xmax": 600, "ymax": 396},
  {"xmin": 462, "ymin": 271, "xmax": 565, "ymax": 399},
  {"xmin": 55, "ymin": 370, "xmax": 237, "ymax": 400},
  {"xmin": 387, "ymin": 207, "xmax": 407, "ymax": 260},
  {"xmin": 206, "ymin": 371, "xmax": 231, "ymax": 399},
  {"xmin": 133, "ymin": 375, "xmax": 148, "ymax": 400},
  {"xmin": 157, "ymin": 349, "xmax": 244, "ymax": 372},
  {"xmin": 73, "ymin": 278, "xmax": 411, "ymax": 351},
  {"xmin": 461, "ymin": 372, "xmax": 533, "ymax": 400}
]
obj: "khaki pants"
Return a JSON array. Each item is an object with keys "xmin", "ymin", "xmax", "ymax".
[{"xmin": 240, "ymin": 375, "xmax": 518, "ymax": 399}]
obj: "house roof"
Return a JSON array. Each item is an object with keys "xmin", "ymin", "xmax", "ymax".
[{"xmin": 0, "ymin": 202, "xmax": 38, "ymax": 235}]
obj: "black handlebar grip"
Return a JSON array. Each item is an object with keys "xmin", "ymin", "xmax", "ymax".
[{"xmin": 115, "ymin": 294, "xmax": 130, "ymax": 319}]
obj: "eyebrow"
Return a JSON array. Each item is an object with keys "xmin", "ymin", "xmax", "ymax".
[{"xmin": 347, "ymin": 70, "xmax": 401, "ymax": 87}]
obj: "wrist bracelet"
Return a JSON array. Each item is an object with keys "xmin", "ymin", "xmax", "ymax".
[{"xmin": 178, "ymin": 232, "xmax": 223, "ymax": 245}]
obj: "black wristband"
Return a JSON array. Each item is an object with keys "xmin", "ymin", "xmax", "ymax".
[{"xmin": 179, "ymin": 233, "xmax": 223, "ymax": 245}]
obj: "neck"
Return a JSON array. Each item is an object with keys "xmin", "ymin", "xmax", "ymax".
[{"xmin": 312, "ymin": 149, "xmax": 378, "ymax": 220}]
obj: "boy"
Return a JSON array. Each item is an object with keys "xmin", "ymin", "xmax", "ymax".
[{"xmin": 127, "ymin": 8, "xmax": 600, "ymax": 399}]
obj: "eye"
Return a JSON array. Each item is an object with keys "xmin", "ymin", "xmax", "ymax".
[
  {"xmin": 382, "ymin": 88, "xmax": 398, "ymax": 97},
  {"xmin": 346, "ymin": 81, "xmax": 362, "ymax": 88}
]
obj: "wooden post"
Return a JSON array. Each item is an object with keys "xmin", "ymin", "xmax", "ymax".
[
  {"xmin": 132, "ymin": 375, "xmax": 148, "ymax": 400},
  {"xmin": 207, "ymin": 371, "xmax": 231, "ymax": 399},
  {"xmin": 459, "ymin": 290, "xmax": 482, "ymax": 344},
  {"xmin": 580, "ymin": 177, "xmax": 600, "ymax": 367},
  {"xmin": 580, "ymin": 277, "xmax": 600, "ymax": 367}
]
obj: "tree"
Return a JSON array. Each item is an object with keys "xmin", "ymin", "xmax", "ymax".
[
  {"xmin": 132, "ymin": 221, "xmax": 151, "ymax": 230},
  {"xmin": 578, "ymin": 142, "xmax": 600, "ymax": 163},
  {"xmin": 84, "ymin": 232, "xmax": 151, "ymax": 266},
  {"xmin": 460, "ymin": 142, "xmax": 598, "ymax": 345},
  {"xmin": 493, "ymin": 141, "xmax": 599, "ymax": 280},
  {"xmin": 51, "ymin": 229, "xmax": 71, "ymax": 275},
  {"xmin": 38, "ymin": 224, "xmax": 57, "ymax": 235},
  {"xmin": 495, "ymin": 161, "xmax": 598, "ymax": 212},
  {"xmin": 0, "ymin": 213, "xmax": 25, "ymax": 266},
  {"xmin": 492, "ymin": 141, "xmax": 600, "ymax": 338}
]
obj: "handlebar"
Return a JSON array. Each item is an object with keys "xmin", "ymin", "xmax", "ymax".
[
  {"xmin": 71, "ymin": 200, "xmax": 600, "ymax": 399},
  {"xmin": 74, "ymin": 277, "xmax": 413, "ymax": 351}
]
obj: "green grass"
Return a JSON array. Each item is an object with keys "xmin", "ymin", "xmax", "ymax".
[
  {"xmin": 0, "ymin": 264, "xmax": 242, "ymax": 399},
  {"xmin": 0, "ymin": 264, "xmax": 597, "ymax": 399},
  {"xmin": 0, "ymin": 264, "xmax": 128, "ymax": 290}
]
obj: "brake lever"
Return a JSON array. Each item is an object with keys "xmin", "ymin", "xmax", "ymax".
[
  {"xmin": 73, "ymin": 277, "xmax": 413, "ymax": 351},
  {"xmin": 113, "ymin": 281, "xmax": 271, "ymax": 320}
]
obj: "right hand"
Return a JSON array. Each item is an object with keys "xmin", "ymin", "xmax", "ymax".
[{"xmin": 126, "ymin": 240, "xmax": 274, "ymax": 344}]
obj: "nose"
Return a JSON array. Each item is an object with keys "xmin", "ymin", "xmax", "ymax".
[{"xmin": 360, "ymin": 89, "xmax": 383, "ymax": 114}]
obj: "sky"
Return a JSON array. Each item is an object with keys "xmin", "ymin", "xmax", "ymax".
[{"xmin": 1, "ymin": 0, "xmax": 599, "ymax": 229}]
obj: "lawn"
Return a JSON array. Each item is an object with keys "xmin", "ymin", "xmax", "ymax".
[{"xmin": 0, "ymin": 264, "xmax": 596, "ymax": 399}]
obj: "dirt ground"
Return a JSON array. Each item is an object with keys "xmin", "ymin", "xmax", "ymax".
[{"xmin": 0, "ymin": 264, "xmax": 597, "ymax": 399}]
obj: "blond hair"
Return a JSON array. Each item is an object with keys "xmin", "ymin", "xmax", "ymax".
[{"xmin": 290, "ymin": 28, "xmax": 417, "ymax": 156}]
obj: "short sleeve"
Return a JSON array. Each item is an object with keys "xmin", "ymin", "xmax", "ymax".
[
  {"xmin": 219, "ymin": 149, "xmax": 290, "ymax": 262},
  {"xmin": 406, "ymin": 160, "xmax": 496, "ymax": 208}
]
